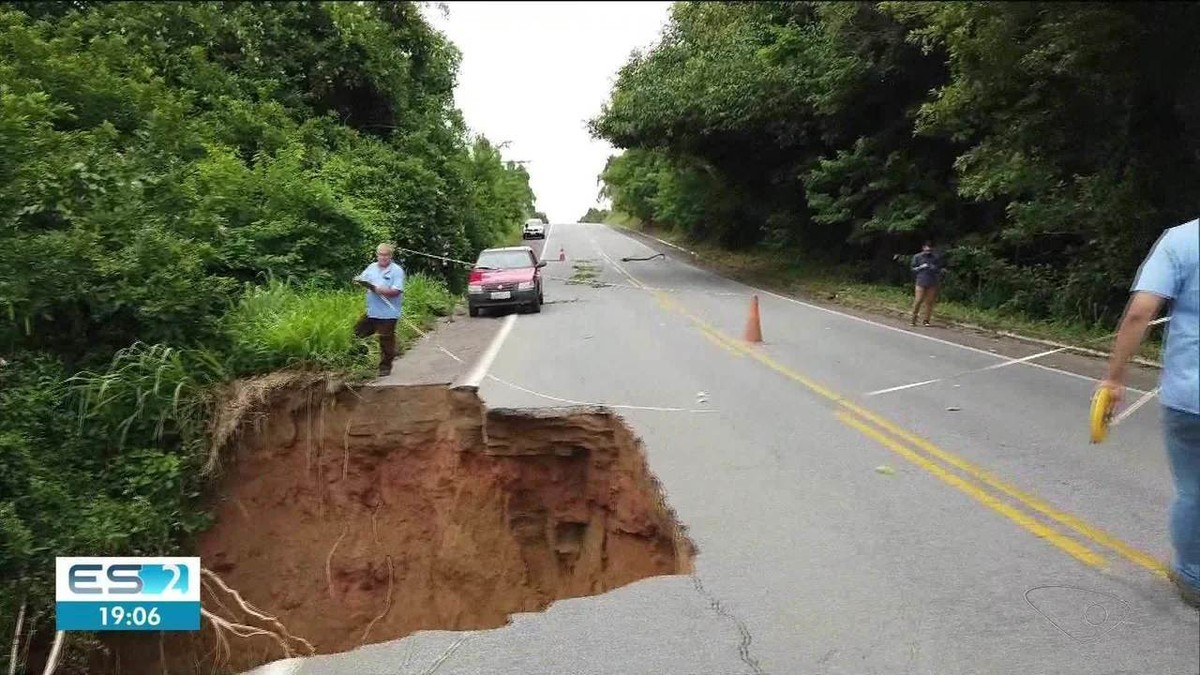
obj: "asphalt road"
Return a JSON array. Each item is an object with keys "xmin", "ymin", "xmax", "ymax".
[{"xmin": 251, "ymin": 222, "xmax": 1199, "ymax": 675}]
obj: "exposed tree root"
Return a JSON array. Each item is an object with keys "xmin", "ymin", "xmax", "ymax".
[
  {"xmin": 200, "ymin": 568, "xmax": 316, "ymax": 661},
  {"xmin": 9, "ymin": 597, "xmax": 26, "ymax": 675},
  {"xmin": 325, "ymin": 525, "xmax": 349, "ymax": 602},
  {"xmin": 357, "ymin": 555, "xmax": 395, "ymax": 647}
]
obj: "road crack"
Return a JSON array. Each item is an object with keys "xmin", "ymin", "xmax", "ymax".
[{"xmin": 691, "ymin": 574, "xmax": 766, "ymax": 675}]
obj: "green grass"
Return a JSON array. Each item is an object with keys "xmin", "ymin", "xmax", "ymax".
[
  {"xmin": 632, "ymin": 226, "xmax": 1164, "ymax": 363},
  {"xmin": 69, "ymin": 274, "xmax": 460, "ymax": 448},
  {"xmin": 570, "ymin": 260, "xmax": 600, "ymax": 280},
  {"xmin": 604, "ymin": 211, "xmax": 642, "ymax": 229},
  {"xmin": 223, "ymin": 274, "xmax": 458, "ymax": 378},
  {"xmin": 567, "ymin": 259, "xmax": 609, "ymax": 288},
  {"xmin": 66, "ymin": 274, "xmax": 461, "ymax": 460}
]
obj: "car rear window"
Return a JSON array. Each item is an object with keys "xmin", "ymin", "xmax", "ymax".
[{"xmin": 477, "ymin": 250, "xmax": 535, "ymax": 269}]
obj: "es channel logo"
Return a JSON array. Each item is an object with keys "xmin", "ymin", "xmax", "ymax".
[{"xmin": 55, "ymin": 557, "xmax": 200, "ymax": 631}]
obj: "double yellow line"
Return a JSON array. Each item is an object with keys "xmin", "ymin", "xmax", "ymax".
[{"xmin": 643, "ymin": 284, "xmax": 1168, "ymax": 578}]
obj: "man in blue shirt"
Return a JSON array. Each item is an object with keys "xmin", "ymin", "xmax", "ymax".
[
  {"xmin": 910, "ymin": 240, "xmax": 946, "ymax": 327},
  {"xmin": 354, "ymin": 243, "xmax": 405, "ymax": 377},
  {"xmin": 1101, "ymin": 218, "xmax": 1200, "ymax": 608}
]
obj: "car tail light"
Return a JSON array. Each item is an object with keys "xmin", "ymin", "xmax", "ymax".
[{"xmin": 468, "ymin": 268, "xmax": 484, "ymax": 294}]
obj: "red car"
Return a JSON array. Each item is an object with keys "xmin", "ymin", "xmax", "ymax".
[{"xmin": 467, "ymin": 246, "xmax": 546, "ymax": 317}]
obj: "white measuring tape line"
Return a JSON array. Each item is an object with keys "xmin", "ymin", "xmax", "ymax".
[
  {"xmin": 863, "ymin": 346, "xmax": 1073, "ymax": 396},
  {"xmin": 395, "ymin": 246, "xmax": 479, "ymax": 268},
  {"xmin": 863, "ymin": 316, "xmax": 1170, "ymax": 397},
  {"xmin": 394, "ymin": 317, "xmax": 713, "ymax": 413},
  {"xmin": 374, "ymin": 249, "xmax": 716, "ymax": 412},
  {"xmin": 389, "ymin": 243, "xmax": 741, "ymax": 299},
  {"xmin": 393, "ymin": 241, "xmax": 720, "ymax": 296},
  {"xmin": 390, "ymin": 245, "xmax": 1166, "ymax": 414},
  {"xmin": 397, "ymin": 316, "xmax": 465, "ymax": 365},
  {"xmin": 1111, "ymin": 387, "xmax": 1160, "ymax": 427},
  {"xmin": 482, "ymin": 373, "xmax": 716, "ymax": 413}
]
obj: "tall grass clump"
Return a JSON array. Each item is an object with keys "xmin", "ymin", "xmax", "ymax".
[
  {"xmin": 223, "ymin": 275, "xmax": 458, "ymax": 376},
  {"xmin": 68, "ymin": 343, "xmax": 228, "ymax": 456}
]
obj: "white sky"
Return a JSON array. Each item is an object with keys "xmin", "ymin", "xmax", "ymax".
[{"xmin": 422, "ymin": 1, "xmax": 673, "ymax": 223}]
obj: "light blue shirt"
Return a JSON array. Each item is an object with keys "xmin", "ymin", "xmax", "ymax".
[
  {"xmin": 359, "ymin": 262, "xmax": 404, "ymax": 320},
  {"xmin": 1132, "ymin": 219, "xmax": 1200, "ymax": 415}
]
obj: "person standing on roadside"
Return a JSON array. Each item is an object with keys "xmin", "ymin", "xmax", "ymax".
[
  {"xmin": 910, "ymin": 240, "xmax": 945, "ymax": 327},
  {"xmin": 1099, "ymin": 217, "xmax": 1199, "ymax": 608},
  {"xmin": 355, "ymin": 243, "xmax": 405, "ymax": 377}
]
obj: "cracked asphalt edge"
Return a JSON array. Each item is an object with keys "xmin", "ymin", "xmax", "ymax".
[{"xmin": 691, "ymin": 575, "xmax": 767, "ymax": 675}]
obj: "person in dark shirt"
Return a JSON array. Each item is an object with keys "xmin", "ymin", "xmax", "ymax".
[{"xmin": 910, "ymin": 240, "xmax": 945, "ymax": 327}]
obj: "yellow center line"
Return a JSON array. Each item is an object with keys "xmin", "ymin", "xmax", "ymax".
[
  {"xmin": 603, "ymin": 251, "xmax": 1168, "ymax": 577},
  {"xmin": 654, "ymin": 291, "xmax": 744, "ymax": 358},
  {"xmin": 836, "ymin": 411, "xmax": 1107, "ymax": 569},
  {"xmin": 697, "ymin": 324, "xmax": 746, "ymax": 358},
  {"xmin": 836, "ymin": 401, "xmax": 1168, "ymax": 577}
]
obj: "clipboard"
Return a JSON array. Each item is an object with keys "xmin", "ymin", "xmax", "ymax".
[{"xmin": 354, "ymin": 277, "xmax": 399, "ymax": 312}]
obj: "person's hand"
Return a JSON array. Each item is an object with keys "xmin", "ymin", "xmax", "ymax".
[
  {"xmin": 1096, "ymin": 378, "xmax": 1125, "ymax": 415},
  {"xmin": 374, "ymin": 284, "xmax": 387, "ymax": 295}
]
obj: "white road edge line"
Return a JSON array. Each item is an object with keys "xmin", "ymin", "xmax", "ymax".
[
  {"xmin": 601, "ymin": 224, "xmax": 1151, "ymax": 394},
  {"xmin": 596, "ymin": 247, "xmax": 639, "ymax": 286},
  {"xmin": 645, "ymin": 232, "xmax": 697, "ymax": 257},
  {"xmin": 452, "ymin": 313, "xmax": 517, "ymax": 391},
  {"xmin": 540, "ymin": 222, "xmax": 554, "ymax": 264}
]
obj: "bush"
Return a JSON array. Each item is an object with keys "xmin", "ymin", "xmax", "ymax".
[
  {"xmin": 0, "ymin": 354, "xmax": 212, "ymax": 649},
  {"xmin": 0, "ymin": 2, "xmax": 526, "ymax": 667}
]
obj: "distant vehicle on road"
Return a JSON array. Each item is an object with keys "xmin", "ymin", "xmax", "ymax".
[
  {"xmin": 522, "ymin": 218, "xmax": 546, "ymax": 239},
  {"xmin": 467, "ymin": 246, "xmax": 546, "ymax": 317}
]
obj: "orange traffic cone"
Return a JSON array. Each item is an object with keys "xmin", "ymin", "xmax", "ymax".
[
  {"xmin": 558, "ymin": 247, "xmax": 565, "ymax": 262},
  {"xmin": 744, "ymin": 295, "xmax": 763, "ymax": 343}
]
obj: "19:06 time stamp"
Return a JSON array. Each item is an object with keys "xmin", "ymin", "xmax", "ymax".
[
  {"xmin": 58, "ymin": 601, "xmax": 199, "ymax": 632},
  {"xmin": 99, "ymin": 604, "xmax": 163, "ymax": 628},
  {"xmin": 59, "ymin": 599, "xmax": 200, "ymax": 632}
]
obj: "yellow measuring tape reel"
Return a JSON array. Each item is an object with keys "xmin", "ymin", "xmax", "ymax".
[{"xmin": 1089, "ymin": 387, "xmax": 1115, "ymax": 444}]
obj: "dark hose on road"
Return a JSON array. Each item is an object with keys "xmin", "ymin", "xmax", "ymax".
[{"xmin": 621, "ymin": 253, "xmax": 666, "ymax": 262}]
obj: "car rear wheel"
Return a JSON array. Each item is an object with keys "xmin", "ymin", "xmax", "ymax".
[{"xmin": 468, "ymin": 304, "xmax": 480, "ymax": 317}]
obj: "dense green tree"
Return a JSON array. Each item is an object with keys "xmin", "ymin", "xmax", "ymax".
[
  {"xmin": 0, "ymin": 4, "xmax": 537, "ymax": 668},
  {"xmin": 0, "ymin": 1, "xmax": 537, "ymax": 364},
  {"xmin": 592, "ymin": 1, "xmax": 1200, "ymax": 323},
  {"xmin": 578, "ymin": 207, "xmax": 609, "ymax": 223}
]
